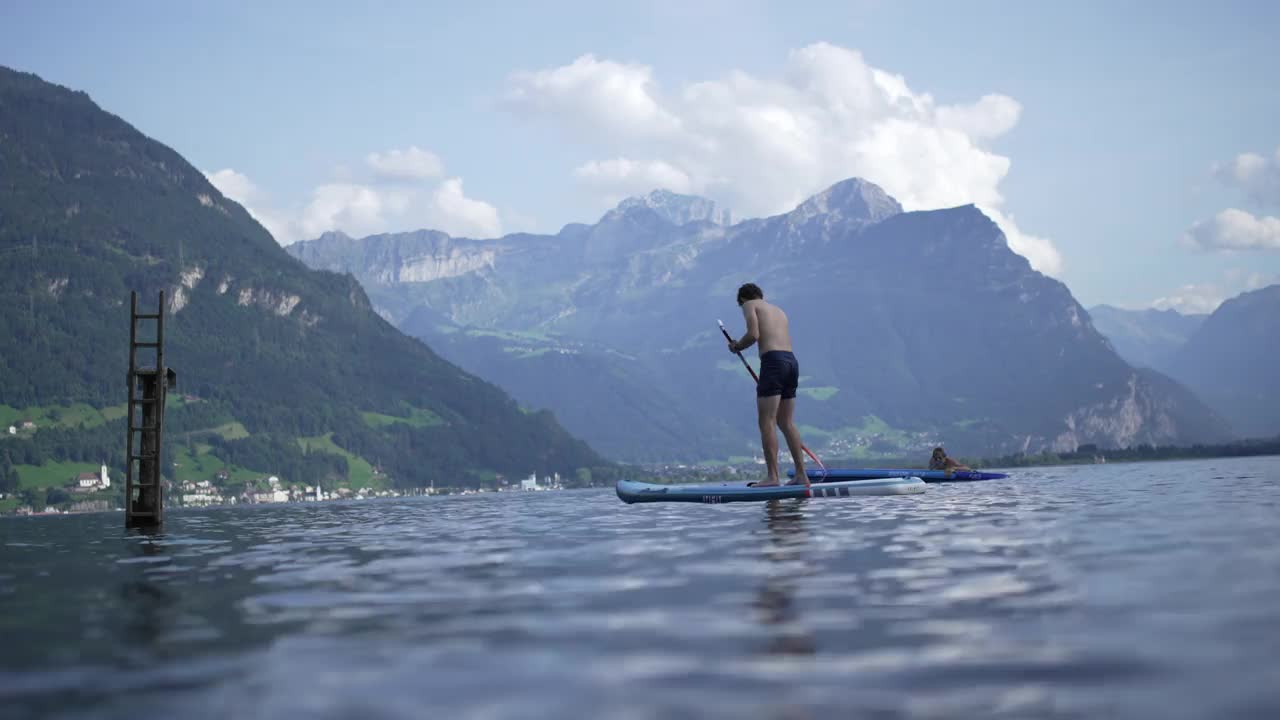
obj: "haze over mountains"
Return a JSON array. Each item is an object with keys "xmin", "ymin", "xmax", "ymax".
[
  {"xmin": 0, "ymin": 66, "xmax": 604, "ymax": 490},
  {"xmin": 1163, "ymin": 285, "xmax": 1280, "ymax": 439},
  {"xmin": 1088, "ymin": 305, "xmax": 1206, "ymax": 372},
  {"xmin": 1088, "ymin": 294, "xmax": 1280, "ymax": 440},
  {"xmin": 290, "ymin": 181, "xmax": 1231, "ymax": 462}
]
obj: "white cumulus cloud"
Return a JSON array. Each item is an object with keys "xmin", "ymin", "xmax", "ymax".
[
  {"xmin": 366, "ymin": 146, "xmax": 445, "ymax": 181},
  {"xmin": 205, "ymin": 146, "xmax": 506, "ymax": 244},
  {"xmin": 936, "ymin": 94, "xmax": 1022, "ymax": 140},
  {"xmin": 430, "ymin": 178, "xmax": 503, "ymax": 238},
  {"xmin": 206, "ymin": 168, "xmax": 257, "ymax": 203},
  {"xmin": 1213, "ymin": 146, "xmax": 1280, "ymax": 207},
  {"xmin": 1150, "ymin": 284, "xmax": 1229, "ymax": 315},
  {"xmin": 293, "ymin": 177, "xmax": 504, "ymax": 241},
  {"xmin": 1149, "ymin": 269, "xmax": 1278, "ymax": 314},
  {"xmin": 506, "ymin": 42, "xmax": 1063, "ymax": 275},
  {"xmin": 572, "ymin": 157, "xmax": 694, "ymax": 197},
  {"xmin": 1184, "ymin": 208, "xmax": 1280, "ymax": 252},
  {"xmin": 506, "ymin": 54, "xmax": 682, "ymax": 141},
  {"xmin": 297, "ymin": 183, "xmax": 390, "ymax": 240},
  {"xmin": 204, "ymin": 168, "xmax": 291, "ymax": 243},
  {"xmin": 982, "ymin": 208, "xmax": 1063, "ymax": 276}
]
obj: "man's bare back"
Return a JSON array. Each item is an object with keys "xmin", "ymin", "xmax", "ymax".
[{"xmin": 738, "ymin": 299, "xmax": 792, "ymax": 355}]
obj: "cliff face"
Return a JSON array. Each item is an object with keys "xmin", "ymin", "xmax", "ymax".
[{"xmin": 287, "ymin": 230, "xmax": 499, "ymax": 285}]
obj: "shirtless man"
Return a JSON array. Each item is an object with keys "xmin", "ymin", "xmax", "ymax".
[{"xmin": 726, "ymin": 283, "xmax": 808, "ymax": 487}]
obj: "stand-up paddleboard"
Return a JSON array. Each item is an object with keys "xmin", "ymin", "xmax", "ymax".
[
  {"xmin": 616, "ymin": 476, "xmax": 925, "ymax": 504},
  {"xmin": 788, "ymin": 468, "xmax": 1008, "ymax": 483}
]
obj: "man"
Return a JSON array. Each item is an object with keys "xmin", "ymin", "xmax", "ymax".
[{"xmin": 726, "ymin": 283, "xmax": 808, "ymax": 487}]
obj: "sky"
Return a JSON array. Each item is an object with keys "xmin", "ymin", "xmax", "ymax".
[{"xmin": 2, "ymin": 0, "xmax": 1278, "ymax": 312}]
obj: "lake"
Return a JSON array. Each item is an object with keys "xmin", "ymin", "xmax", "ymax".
[{"xmin": 2, "ymin": 456, "xmax": 1278, "ymax": 719}]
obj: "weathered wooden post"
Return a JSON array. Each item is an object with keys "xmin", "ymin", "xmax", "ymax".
[{"xmin": 125, "ymin": 291, "xmax": 176, "ymax": 528}]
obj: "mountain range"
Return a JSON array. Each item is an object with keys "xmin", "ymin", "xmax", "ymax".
[
  {"xmin": 1088, "ymin": 294, "xmax": 1280, "ymax": 440},
  {"xmin": 289, "ymin": 181, "xmax": 1231, "ymax": 462},
  {"xmin": 3, "ymin": 63, "xmax": 1261, "ymax": 481},
  {"xmin": 0, "ymin": 66, "xmax": 605, "ymax": 491},
  {"xmin": 1163, "ymin": 286, "xmax": 1280, "ymax": 438},
  {"xmin": 1087, "ymin": 305, "xmax": 1205, "ymax": 372}
]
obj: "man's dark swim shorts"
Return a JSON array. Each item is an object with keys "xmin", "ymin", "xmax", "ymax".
[{"xmin": 757, "ymin": 350, "xmax": 799, "ymax": 399}]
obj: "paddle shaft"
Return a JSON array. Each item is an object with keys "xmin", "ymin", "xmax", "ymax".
[
  {"xmin": 722, "ymin": 327, "xmax": 761, "ymax": 383},
  {"xmin": 718, "ymin": 322, "xmax": 827, "ymax": 476}
]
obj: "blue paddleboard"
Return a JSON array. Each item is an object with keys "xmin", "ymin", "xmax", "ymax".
[
  {"xmin": 788, "ymin": 467, "xmax": 1008, "ymax": 483},
  {"xmin": 616, "ymin": 476, "xmax": 925, "ymax": 504}
]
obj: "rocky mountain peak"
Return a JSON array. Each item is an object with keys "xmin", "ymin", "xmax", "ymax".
[
  {"xmin": 314, "ymin": 230, "xmax": 354, "ymax": 244},
  {"xmin": 787, "ymin": 177, "xmax": 903, "ymax": 226},
  {"xmin": 607, "ymin": 189, "xmax": 733, "ymax": 227}
]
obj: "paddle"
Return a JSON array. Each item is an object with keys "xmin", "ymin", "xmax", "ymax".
[
  {"xmin": 719, "ymin": 319, "xmax": 761, "ymax": 384},
  {"xmin": 717, "ymin": 320, "xmax": 827, "ymax": 485}
]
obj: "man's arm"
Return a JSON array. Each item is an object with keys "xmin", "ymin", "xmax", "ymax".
[{"xmin": 731, "ymin": 302, "xmax": 760, "ymax": 352}]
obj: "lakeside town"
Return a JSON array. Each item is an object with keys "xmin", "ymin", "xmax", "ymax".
[{"xmin": 1, "ymin": 465, "xmax": 569, "ymax": 516}]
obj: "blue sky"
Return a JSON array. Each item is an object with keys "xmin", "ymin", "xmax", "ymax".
[{"xmin": 2, "ymin": 0, "xmax": 1278, "ymax": 311}]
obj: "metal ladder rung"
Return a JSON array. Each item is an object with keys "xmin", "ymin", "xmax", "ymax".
[
  {"xmin": 133, "ymin": 342, "xmax": 161, "ymax": 348},
  {"xmin": 134, "ymin": 313, "xmax": 161, "ymax": 320},
  {"xmin": 129, "ymin": 453, "xmax": 158, "ymax": 461}
]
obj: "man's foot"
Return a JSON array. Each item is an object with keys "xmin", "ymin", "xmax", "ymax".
[
  {"xmin": 784, "ymin": 479, "xmax": 809, "ymax": 486},
  {"xmin": 748, "ymin": 480, "xmax": 781, "ymax": 487}
]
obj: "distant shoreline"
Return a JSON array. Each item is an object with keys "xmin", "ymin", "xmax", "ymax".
[
  {"xmin": 637, "ymin": 437, "xmax": 1280, "ymax": 483},
  {"xmin": 962, "ymin": 437, "xmax": 1280, "ymax": 470}
]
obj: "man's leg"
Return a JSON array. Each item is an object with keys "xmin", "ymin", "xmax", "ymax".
[
  {"xmin": 757, "ymin": 395, "xmax": 781, "ymax": 485},
  {"xmin": 777, "ymin": 397, "xmax": 807, "ymax": 485}
]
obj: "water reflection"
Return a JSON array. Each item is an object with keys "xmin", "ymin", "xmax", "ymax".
[
  {"xmin": 754, "ymin": 500, "xmax": 815, "ymax": 656},
  {"xmin": 1, "ymin": 457, "xmax": 1278, "ymax": 719},
  {"xmin": 119, "ymin": 528, "xmax": 180, "ymax": 658}
]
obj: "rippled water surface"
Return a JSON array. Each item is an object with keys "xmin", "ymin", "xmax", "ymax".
[{"xmin": 2, "ymin": 457, "xmax": 1279, "ymax": 719}]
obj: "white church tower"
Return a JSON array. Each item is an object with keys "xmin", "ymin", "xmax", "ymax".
[{"xmin": 100, "ymin": 463, "xmax": 110, "ymax": 489}]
